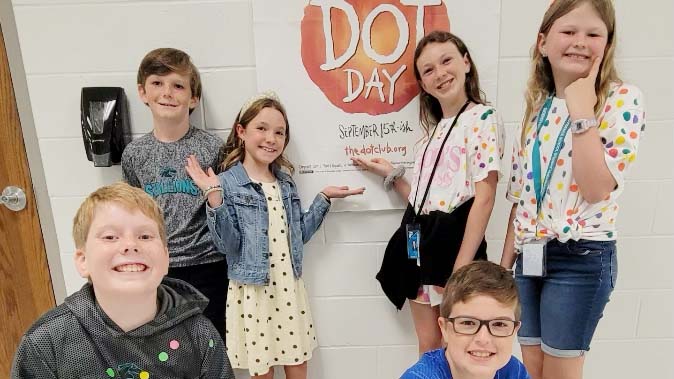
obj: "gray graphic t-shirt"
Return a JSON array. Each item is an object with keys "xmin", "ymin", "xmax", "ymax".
[{"xmin": 122, "ymin": 126, "xmax": 223, "ymax": 267}]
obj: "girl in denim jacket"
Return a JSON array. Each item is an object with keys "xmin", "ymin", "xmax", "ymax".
[{"xmin": 186, "ymin": 91, "xmax": 363, "ymax": 379}]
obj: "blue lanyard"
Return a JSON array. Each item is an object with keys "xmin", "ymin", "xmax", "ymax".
[{"xmin": 531, "ymin": 96, "xmax": 571, "ymax": 215}]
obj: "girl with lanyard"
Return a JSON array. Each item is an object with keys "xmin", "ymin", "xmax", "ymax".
[
  {"xmin": 353, "ymin": 31, "xmax": 504, "ymax": 355},
  {"xmin": 500, "ymin": 1, "xmax": 645, "ymax": 378}
]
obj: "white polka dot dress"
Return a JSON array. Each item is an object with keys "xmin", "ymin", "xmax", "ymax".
[{"xmin": 225, "ymin": 181, "xmax": 317, "ymax": 376}]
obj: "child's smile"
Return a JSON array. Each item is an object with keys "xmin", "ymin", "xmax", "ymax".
[
  {"xmin": 416, "ymin": 41, "xmax": 470, "ymax": 114},
  {"xmin": 441, "ymin": 295, "xmax": 519, "ymax": 377},
  {"xmin": 74, "ymin": 202, "xmax": 169, "ymax": 298},
  {"xmin": 539, "ymin": 2, "xmax": 608, "ymax": 90},
  {"xmin": 113, "ymin": 262, "xmax": 148, "ymax": 273},
  {"xmin": 138, "ymin": 72, "xmax": 197, "ymax": 122},
  {"xmin": 435, "ymin": 77, "xmax": 454, "ymax": 91},
  {"xmin": 237, "ymin": 107, "xmax": 287, "ymax": 169}
]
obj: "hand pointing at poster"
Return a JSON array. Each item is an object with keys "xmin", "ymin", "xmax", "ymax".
[
  {"xmin": 351, "ymin": 157, "xmax": 394, "ymax": 177},
  {"xmin": 351, "ymin": 156, "xmax": 411, "ymax": 200}
]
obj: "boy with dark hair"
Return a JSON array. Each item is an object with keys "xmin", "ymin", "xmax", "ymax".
[
  {"xmin": 11, "ymin": 182, "xmax": 234, "ymax": 378},
  {"xmin": 402, "ymin": 261, "xmax": 529, "ymax": 379},
  {"xmin": 122, "ymin": 48, "xmax": 227, "ymax": 338}
]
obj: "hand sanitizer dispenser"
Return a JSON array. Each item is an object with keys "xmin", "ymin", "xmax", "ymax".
[{"xmin": 80, "ymin": 87, "xmax": 131, "ymax": 167}]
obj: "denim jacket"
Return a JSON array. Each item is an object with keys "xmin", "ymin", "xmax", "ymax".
[{"xmin": 206, "ymin": 162, "xmax": 330, "ymax": 285}]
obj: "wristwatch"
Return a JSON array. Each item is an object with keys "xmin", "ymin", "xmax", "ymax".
[{"xmin": 571, "ymin": 118, "xmax": 599, "ymax": 134}]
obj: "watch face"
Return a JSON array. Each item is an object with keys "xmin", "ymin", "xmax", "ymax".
[
  {"xmin": 572, "ymin": 119, "xmax": 598, "ymax": 133},
  {"xmin": 573, "ymin": 120, "xmax": 585, "ymax": 132}
]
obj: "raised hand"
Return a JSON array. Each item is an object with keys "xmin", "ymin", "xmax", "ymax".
[
  {"xmin": 321, "ymin": 185, "xmax": 365, "ymax": 199},
  {"xmin": 186, "ymin": 155, "xmax": 223, "ymax": 207},
  {"xmin": 564, "ymin": 56, "xmax": 602, "ymax": 120},
  {"xmin": 350, "ymin": 157, "xmax": 394, "ymax": 178},
  {"xmin": 185, "ymin": 155, "xmax": 219, "ymax": 191}
]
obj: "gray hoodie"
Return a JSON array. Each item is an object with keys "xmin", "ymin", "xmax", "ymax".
[{"xmin": 11, "ymin": 278, "xmax": 234, "ymax": 379}]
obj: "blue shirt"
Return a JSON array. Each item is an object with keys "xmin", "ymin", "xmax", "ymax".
[
  {"xmin": 401, "ymin": 348, "xmax": 529, "ymax": 379},
  {"xmin": 206, "ymin": 162, "xmax": 330, "ymax": 285}
]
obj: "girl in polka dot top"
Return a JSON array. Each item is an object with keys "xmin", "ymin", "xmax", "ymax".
[
  {"xmin": 186, "ymin": 92, "xmax": 364, "ymax": 379},
  {"xmin": 500, "ymin": 1, "xmax": 645, "ymax": 378}
]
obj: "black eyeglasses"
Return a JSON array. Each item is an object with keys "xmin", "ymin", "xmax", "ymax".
[{"xmin": 445, "ymin": 317, "xmax": 520, "ymax": 337}]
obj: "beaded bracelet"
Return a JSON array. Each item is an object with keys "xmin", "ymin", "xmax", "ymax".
[
  {"xmin": 319, "ymin": 191, "xmax": 331, "ymax": 203},
  {"xmin": 203, "ymin": 185, "xmax": 224, "ymax": 198}
]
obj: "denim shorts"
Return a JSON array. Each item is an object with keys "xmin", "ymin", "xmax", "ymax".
[{"xmin": 515, "ymin": 239, "xmax": 617, "ymax": 357}]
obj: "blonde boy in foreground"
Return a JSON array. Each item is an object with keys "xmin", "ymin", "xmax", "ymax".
[{"xmin": 11, "ymin": 182, "xmax": 234, "ymax": 378}]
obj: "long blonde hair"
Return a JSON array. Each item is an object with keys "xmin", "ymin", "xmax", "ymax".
[
  {"xmin": 221, "ymin": 97, "xmax": 294, "ymax": 174},
  {"xmin": 522, "ymin": 0, "xmax": 620, "ymax": 144}
]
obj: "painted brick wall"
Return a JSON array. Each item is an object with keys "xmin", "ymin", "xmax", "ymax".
[{"xmin": 10, "ymin": 0, "xmax": 672, "ymax": 377}]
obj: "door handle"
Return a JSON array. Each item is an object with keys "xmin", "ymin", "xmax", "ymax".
[{"xmin": 1, "ymin": 186, "xmax": 27, "ymax": 211}]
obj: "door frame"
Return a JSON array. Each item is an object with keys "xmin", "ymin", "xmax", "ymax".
[{"xmin": 1, "ymin": 1, "xmax": 66, "ymax": 303}]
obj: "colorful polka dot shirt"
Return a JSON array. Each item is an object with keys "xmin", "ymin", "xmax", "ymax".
[
  {"xmin": 409, "ymin": 104, "xmax": 504, "ymax": 214},
  {"xmin": 507, "ymin": 83, "xmax": 645, "ymax": 246}
]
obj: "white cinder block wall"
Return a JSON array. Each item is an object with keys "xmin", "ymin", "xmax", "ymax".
[{"xmin": 10, "ymin": 0, "xmax": 672, "ymax": 377}]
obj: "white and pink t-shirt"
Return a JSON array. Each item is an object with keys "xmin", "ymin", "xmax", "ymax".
[{"xmin": 408, "ymin": 103, "xmax": 505, "ymax": 214}]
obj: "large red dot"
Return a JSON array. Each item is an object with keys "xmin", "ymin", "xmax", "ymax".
[{"xmin": 301, "ymin": 1, "xmax": 449, "ymax": 115}]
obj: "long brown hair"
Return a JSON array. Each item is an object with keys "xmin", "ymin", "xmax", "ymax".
[
  {"xmin": 522, "ymin": 0, "xmax": 620, "ymax": 144},
  {"xmin": 221, "ymin": 97, "xmax": 294, "ymax": 174},
  {"xmin": 413, "ymin": 31, "xmax": 487, "ymax": 137}
]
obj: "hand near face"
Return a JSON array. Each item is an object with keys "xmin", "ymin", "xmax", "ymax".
[
  {"xmin": 321, "ymin": 186, "xmax": 366, "ymax": 199},
  {"xmin": 564, "ymin": 56, "xmax": 602, "ymax": 119},
  {"xmin": 351, "ymin": 157, "xmax": 394, "ymax": 178}
]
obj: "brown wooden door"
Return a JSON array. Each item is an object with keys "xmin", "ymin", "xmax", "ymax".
[{"xmin": 0, "ymin": 23, "xmax": 55, "ymax": 376}]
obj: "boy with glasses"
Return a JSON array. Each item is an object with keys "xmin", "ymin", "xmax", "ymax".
[{"xmin": 401, "ymin": 261, "xmax": 529, "ymax": 379}]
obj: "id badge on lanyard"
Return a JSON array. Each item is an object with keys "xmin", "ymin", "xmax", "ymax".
[
  {"xmin": 406, "ymin": 101, "xmax": 470, "ymax": 266},
  {"xmin": 521, "ymin": 240, "xmax": 547, "ymax": 277},
  {"xmin": 523, "ymin": 96, "xmax": 570, "ymax": 277},
  {"xmin": 406, "ymin": 223, "xmax": 420, "ymax": 260}
]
